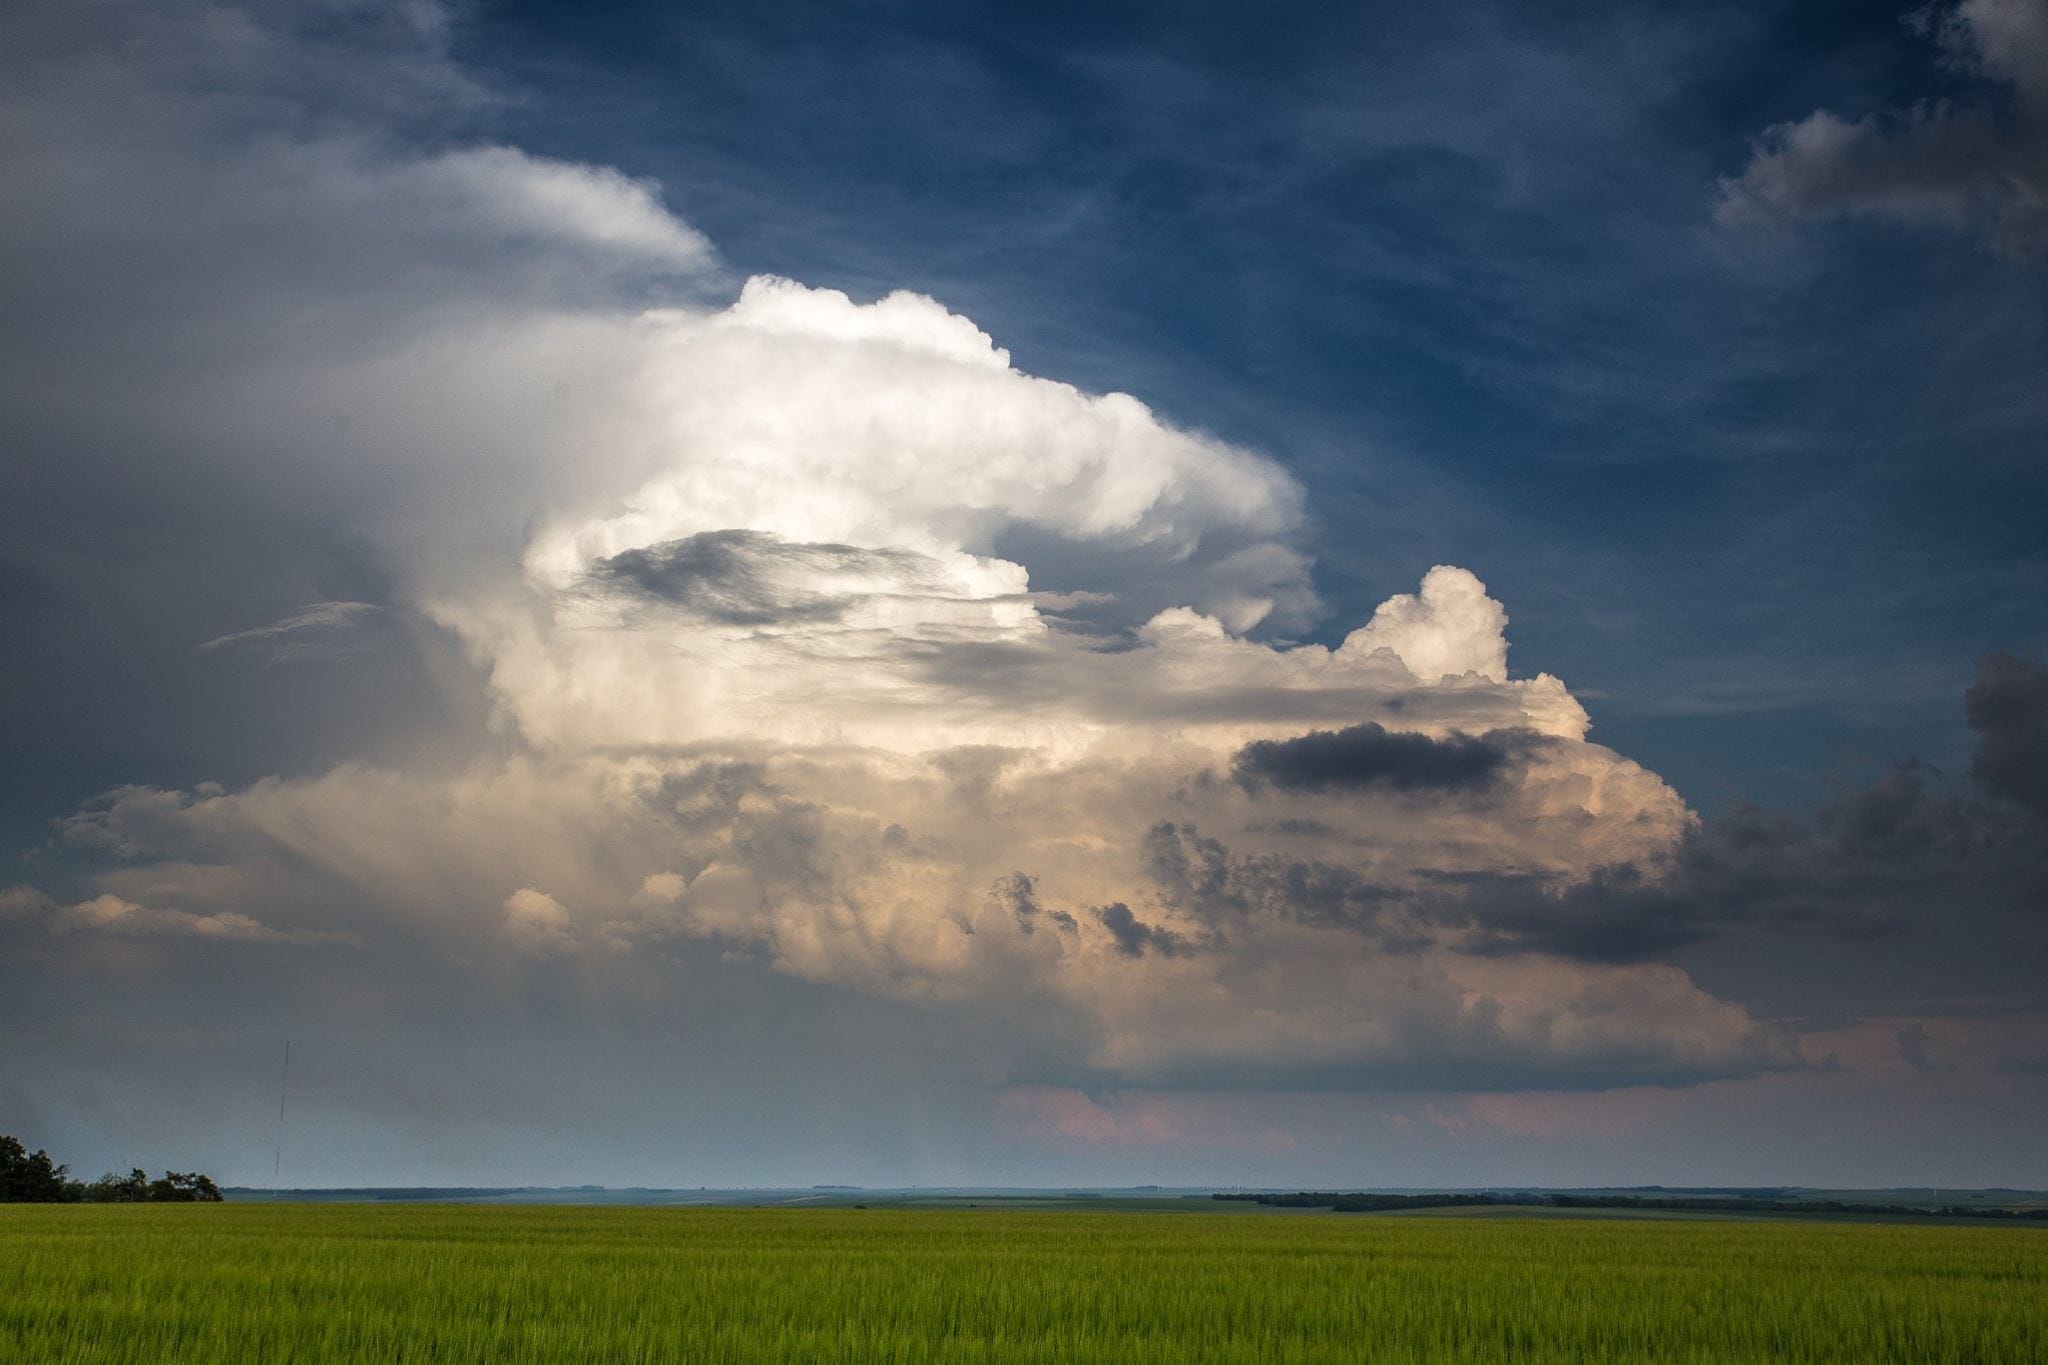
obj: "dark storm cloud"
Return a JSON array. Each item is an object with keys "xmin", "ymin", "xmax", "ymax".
[
  {"xmin": 1967, "ymin": 650, "xmax": 2048, "ymax": 816},
  {"xmin": 591, "ymin": 530, "xmax": 950, "ymax": 627},
  {"xmin": 1447, "ymin": 769, "xmax": 2039, "ymax": 964},
  {"xmin": 1140, "ymin": 822, "xmax": 1432, "ymax": 949},
  {"xmin": 1439, "ymin": 654, "xmax": 2048, "ymax": 965},
  {"xmin": 1128, "ymin": 655, "xmax": 2048, "ymax": 973},
  {"xmin": 1419, "ymin": 864, "xmax": 1715, "ymax": 963},
  {"xmin": 1233, "ymin": 722, "xmax": 1535, "ymax": 794},
  {"xmin": 1179, "ymin": 739, "xmax": 2042, "ymax": 972},
  {"xmin": 1094, "ymin": 902, "xmax": 1195, "ymax": 958},
  {"xmin": 1718, "ymin": 0, "xmax": 2048, "ymax": 257},
  {"xmin": 989, "ymin": 872, "xmax": 1076, "ymax": 934},
  {"xmin": 1895, "ymin": 1021, "xmax": 1941, "ymax": 1071}
]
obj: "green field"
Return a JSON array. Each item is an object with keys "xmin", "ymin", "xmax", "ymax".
[{"xmin": 4, "ymin": 1204, "xmax": 2043, "ymax": 1362}]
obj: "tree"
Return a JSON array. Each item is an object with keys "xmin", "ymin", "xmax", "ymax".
[
  {"xmin": 0, "ymin": 1135, "xmax": 225, "ymax": 1203},
  {"xmin": 83, "ymin": 1169, "xmax": 152, "ymax": 1203},
  {"xmin": 0, "ymin": 1134, "xmax": 74, "ymax": 1203},
  {"xmin": 147, "ymin": 1171, "xmax": 223, "ymax": 1203}
]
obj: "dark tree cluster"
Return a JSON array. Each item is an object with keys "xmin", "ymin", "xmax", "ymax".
[
  {"xmin": 0, "ymin": 1134, "xmax": 222, "ymax": 1203},
  {"xmin": 1214, "ymin": 1191, "xmax": 1514, "ymax": 1213}
]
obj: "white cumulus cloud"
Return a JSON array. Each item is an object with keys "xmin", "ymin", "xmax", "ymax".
[{"xmin": 501, "ymin": 888, "xmax": 578, "ymax": 957}]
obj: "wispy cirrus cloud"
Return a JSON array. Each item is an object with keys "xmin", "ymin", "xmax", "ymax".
[{"xmin": 199, "ymin": 601, "xmax": 384, "ymax": 661}]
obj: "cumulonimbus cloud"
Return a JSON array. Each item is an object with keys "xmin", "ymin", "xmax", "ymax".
[{"xmin": 0, "ymin": 0, "xmax": 1800, "ymax": 1095}]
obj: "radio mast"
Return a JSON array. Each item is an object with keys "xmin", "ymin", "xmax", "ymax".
[{"xmin": 274, "ymin": 1039, "xmax": 290, "ymax": 1191}]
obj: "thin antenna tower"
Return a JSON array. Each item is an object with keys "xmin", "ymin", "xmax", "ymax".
[{"xmin": 274, "ymin": 1039, "xmax": 290, "ymax": 1191}]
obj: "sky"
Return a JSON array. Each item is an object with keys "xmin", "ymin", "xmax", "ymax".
[{"xmin": 1, "ymin": 0, "xmax": 2044, "ymax": 1189}]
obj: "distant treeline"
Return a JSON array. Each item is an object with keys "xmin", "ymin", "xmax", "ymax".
[
  {"xmin": 223, "ymin": 1187, "xmax": 558, "ymax": 1201},
  {"xmin": 1220, "ymin": 1192, "xmax": 1512, "ymax": 1213},
  {"xmin": 1214, "ymin": 1191, "xmax": 2048, "ymax": 1221},
  {"xmin": 2, "ymin": 1135, "xmax": 222, "ymax": 1203}
]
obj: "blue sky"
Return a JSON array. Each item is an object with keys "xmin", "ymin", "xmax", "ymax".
[{"xmin": 1, "ymin": 0, "xmax": 2044, "ymax": 1187}]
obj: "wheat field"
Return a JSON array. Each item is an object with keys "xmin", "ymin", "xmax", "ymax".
[{"xmin": 3, "ymin": 1203, "xmax": 2043, "ymax": 1362}]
